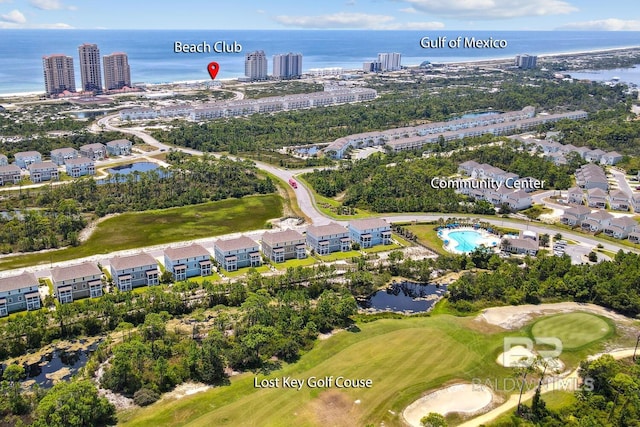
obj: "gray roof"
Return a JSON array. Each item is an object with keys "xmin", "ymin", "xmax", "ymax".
[
  {"xmin": 587, "ymin": 188, "xmax": 607, "ymax": 197},
  {"xmin": 14, "ymin": 151, "xmax": 41, "ymax": 158},
  {"xmin": 164, "ymin": 243, "xmax": 210, "ymax": 260},
  {"xmin": 506, "ymin": 238, "xmax": 538, "ymax": 251},
  {"xmin": 214, "ymin": 236, "xmax": 259, "ymax": 252},
  {"xmin": 564, "ymin": 206, "xmax": 591, "ymax": 216},
  {"xmin": 110, "ymin": 253, "xmax": 158, "ymax": 271},
  {"xmin": 28, "ymin": 161, "xmax": 58, "ymax": 171},
  {"xmin": 0, "ymin": 272, "xmax": 38, "ymax": 293},
  {"xmin": 0, "ymin": 164, "xmax": 21, "ymax": 174},
  {"xmin": 261, "ymin": 229, "xmax": 305, "ymax": 245},
  {"xmin": 306, "ymin": 222, "xmax": 349, "ymax": 238},
  {"xmin": 106, "ymin": 139, "xmax": 132, "ymax": 147},
  {"xmin": 52, "ymin": 262, "xmax": 101, "ymax": 283},
  {"xmin": 610, "ymin": 216, "xmax": 638, "ymax": 228},
  {"xmin": 349, "ymin": 218, "xmax": 391, "ymax": 231},
  {"xmin": 51, "ymin": 147, "xmax": 77, "ymax": 156},
  {"xmin": 80, "ymin": 143, "xmax": 105, "ymax": 151},
  {"xmin": 587, "ymin": 210, "xmax": 614, "ymax": 221},
  {"xmin": 65, "ymin": 156, "xmax": 94, "ymax": 166}
]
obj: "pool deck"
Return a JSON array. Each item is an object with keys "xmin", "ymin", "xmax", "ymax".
[{"xmin": 439, "ymin": 226, "xmax": 500, "ymax": 254}]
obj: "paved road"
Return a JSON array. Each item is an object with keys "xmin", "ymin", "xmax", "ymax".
[{"xmin": 610, "ymin": 168, "xmax": 635, "ymax": 197}]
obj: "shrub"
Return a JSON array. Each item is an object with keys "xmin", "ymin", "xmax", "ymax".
[{"xmin": 133, "ymin": 388, "xmax": 160, "ymax": 407}]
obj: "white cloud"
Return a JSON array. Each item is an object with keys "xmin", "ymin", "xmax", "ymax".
[
  {"xmin": 39, "ymin": 22, "xmax": 73, "ymax": 28},
  {"xmin": 557, "ymin": 18, "xmax": 640, "ymax": 31},
  {"xmin": 273, "ymin": 12, "xmax": 444, "ymax": 30},
  {"xmin": 400, "ymin": 7, "xmax": 419, "ymax": 14},
  {"xmin": 399, "ymin": 0, "xmax": 578, "ymax": 19},
  {"xmin": 1, "ymin": 9, "xmax": 26, "ymax": 24},
  {"xmin": 29, "ymin": 0, "xmax": 75, "ymax": 11}
]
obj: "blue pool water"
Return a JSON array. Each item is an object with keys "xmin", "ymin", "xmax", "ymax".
[{"xmin": 448, "ymin": 230, "xmax": 485, "ymax": 253}]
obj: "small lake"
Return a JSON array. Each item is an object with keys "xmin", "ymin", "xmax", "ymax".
[
  {"xmin": 98, "ymin": 162, "xmax": 167, "ymax": 184},
  {"xmin": 359, "ymin": 281, "xmax": 447, "ymax": 313},
  {"xmin": 569, "ymin": 65, "xmax": 640, "ymax": 86},
  {"xmin": 69, "ymin": 110, "xmax": 110, "ymax": 119},
  {"xmin": 1, "ymin": 340, "xmax": 100, "ymax": 389}
]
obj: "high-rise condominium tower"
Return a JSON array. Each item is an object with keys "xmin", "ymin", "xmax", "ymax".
[{"xmin": 78, "ymin": 43, "xmax": 102, "ymax": 93}]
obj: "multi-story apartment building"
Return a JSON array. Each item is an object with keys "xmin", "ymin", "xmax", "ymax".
[
  {"xmin": 164, "ymin": 244, "xmax": 212, "ymax": 281},
  {"xmin": 103, "ymin": 52, "xmax": 131, "ymax": 90},
  {"xmin": 261, "ymin": 230, "xmax": 307, "ymax": 263},
  {"xmin": 79, "ymin": 143, "xmax": 107, "ymax": 160},
  {"xmin": 52, "ymin": 262, "xmax": 103, "ymax": 303},
  {"xmin": 50, "ymin": 147, "xmax": 78, "ymax": 166},
  {"xmin": 306, "ymin": 222, "xmax": 351, "ymax": 255},
  {"xmin": 109, "ymin": 253, "xmax": 159, "ymax": 291},
  {"xmin": 14, "ymin": 151, "xmax": 42, "ymax": 169},
  {"xmin": 0, "ymin": 165, "xmax": 21, "ymax": 186},
  {"xmin": 42, "ymin": 54, "xmax": 76, "ymax": 96},
  {"xmin": 78, "ymin": 43, "xmax": 102, "ymax": 93},
  {"xmin": 0, "ymin": 272, "xmax": 41, "ymax": 316},
  {"xmin": 106, "ymin": 139, "xmax": 132, "ymax": 156},
  {"xmin": 28, "ymin": 161, "xmax": 59, "ymax": 183},
  {"xmin": 348, "ymin": 218, "xmax": 392, "ymax": 248},
  {"xmin": 272, "ymin": 52, "xmax": 302, "ymax": 79},
  {"xmin": 213, "ymin": 236, "xmax": 261, "ymax": 272},
  {"xmin": 245, "ymin": 50, "xmax": 268, "ymax": 81},
  {"xmin": 65, "ymin": 157, "xmax": 95, "ymax": 177}
]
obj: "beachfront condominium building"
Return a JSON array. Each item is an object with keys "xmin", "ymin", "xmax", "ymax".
[
  {"xmin": 103, "ymin": 52, "xmax": 131, "ymax": 90},
  {"xmin": 78, "ymin": 43, "xmax": 102, "ymax": 93},
  {"xmin": 42, "ymin": 54, "xmax": 76, "ymax": 96},
  {"xmin": 273, "ymin": 52, "xmax": 302, "ymax": 79},
  {"xmin": 245, "ymin": 50, "xmax": 268, "ymax": 81},
  {"xmin": 377, "ymin": 52, "xmax": 402, "ymax": 71},
  {"xmin": 515, "ymin": 54, "xmax": 537, "ymax": 69}
]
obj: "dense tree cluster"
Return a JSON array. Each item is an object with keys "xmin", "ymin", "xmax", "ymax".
[{"xmin": 448, "ymin": 251, "xmax": 640, "ymax": 316}]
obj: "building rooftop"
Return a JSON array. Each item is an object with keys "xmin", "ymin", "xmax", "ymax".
[
  {"xmin": 80, "ymin": 143, "xmax": 106, "ymax": 150},
  {"xmin": 52, "ymin": 262, "xmax": 101, "ymax": 283},
  {"xmin": 14, "ymin": 151, "xmax": 41, "ymax": 157},
  {"xmin": 0, "ymin": 272, "xmax": 38, "ymax": 293},
  {"xmin": 110, "ymin": 253, "xmax": 158, "ymax": 271},
  {"xmin": 0, "ymin": 164, "xmax": 21, "ymax": 173},
  {"xmin": 51, "ymin": 147, "xmax": 78, "ymax": 155},
  {"xmin": 306, "ymin": 222, "xmax": 349, "ymax": 238},
  {"xmin": 65, "ymin": 156, "xmax": 94, "ymax": 166},
  {"xmin": 262, "ymin": 229, "xmax": 305, "ymax": 246},
  {"xmin": 28, "ymin": 161, "xmax": 58, "ymax": 171},
  {"xmin": 106, "ymin": 139, "xmax": 132, "ymax": 147},
  {"xmin": 164, "ymin": 243, "xmax": 210, "ymax": 260},
  {"xmin": 215, "ymin": 236, "xmax": 259, "ymax": 253},
  {"xmin": 349, "ymin": 218, "xmax": 391, "ymax": 231}
]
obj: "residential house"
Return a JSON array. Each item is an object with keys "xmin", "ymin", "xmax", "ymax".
[
  {"xmin": 629, "ymin": 225, "xmax": 640, "ymax": 244},
  {"xmin": 486, "ymin": 187, "xmax": 513, "ymax": 206},
  {"xmin": 213, "ymin": 236, "xmax": 261, "ymax": 272},
  {"xmin": 0, "ymin": 164, "xmax": 21, "ymax": 186},
  {"xmin": 567, "ymin": 187, "xmax": 584, "ymax": 205},
  {"xmin": 576, "ymin": 164, "xmax": 609, "ymax": 190},
  {"xmin": 306, "ymin": 222, "xmax": 351, "ymax": 255},
  {"xmin": 109, "ymin": 253, "xmax": 159, "ymax": 291},
  {"xmin": 348, "ymin": 218, "xmax": 392, "ymax": 249},
  {"xmin": 50, "ymin": 147, "xmax": 78, "ymax": 166},
  {"xmin": 458, "ymin": 160, "xmax": 480, "ymax": 176},
  {"xmin": 586, "ymin": 188, "xmax": 608, "ymax": 209},
  {"xmin": 609, "ymin": 190, "xmax": 630, "ymax": 211},
  {"xmin": 502, "ymin": 235, "xmax": 538, "ymax": 256},
  {"xmin": 631, "ymin": 194, "xmax": 640, "ymax": 213},
  {"xmin": 585, "ymin": 148, "xmax": 607, "ymax": 163},
  {"xmin": 600, "ymin": 151, "xmax": 623, "ymax": 166},
  {"xmin": 0, "ymin": 272, "xmax": 41, "ymax": 316},
  {"xmin": 574, "ymin": 146, "xmax": 592, "ymax": 159},
  {"xmin": 560, "ymin": 206, "xmax": 591, "ymax": 227},
  {"xmin": 261, "ymin": 229, "xmax": 307, "ymax": 263},
  {"xmin": 51, "ymin": 262, "xmax": 103, "ymax": 303},
  {"xmin": 65, "ymin": 157, "xmax": 95, "ymax": 177},
  {"xmin": 0, "ymin": 154, "xmax": 7, "ymax": 166},
  {"xmin": 505, "ymin": 190, "xmax": 532, "ymax": 211},
  {"xmin": 106, "ymin": 139, "xmax": 133, "ymax": 156},
  {"xmin": 79, "ymin": 143, "xmax": 107, "ymax": 161},
  {"xmin": 580, "ymin": 210, "xmax": 613, "ymax": 233},
  {"xmin": 603, "ymin": 216, "xmax": 638, "ymax": 239},
  {"xmin": 14, "ymin": 151, "xmax": 42, "ymax": 169},
  {"xmin": 28, "ymin": 161, "xmax": 59, "ymax": 183},
  {"xmin": 164, "ymin": 244, "xmax": 212, "ymax": 281}
]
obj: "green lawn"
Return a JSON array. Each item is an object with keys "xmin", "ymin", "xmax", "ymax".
[
  {"xmin": 119, "ymin": 315, "xmax": 515, "ymax": 427},
  {"xmin": 315, "ymin": 250, "xmax": 362, "ymax": 262},
  {"xmin": 295, "ymin": 175, "xmax": 372, "ymax": 220},
  {"xmin": 0, "ymin": 195, "xmax": 283, "ymax": 270},
  {"xmin": 272, "ymin": 256, "xmax": 317, "ymax": 271},
  {"xmin": 362, "ymin": 242, "xmax": 402, "ymax": 254},
  {"xmin": 405, "ymin": 223, "xmax": 448, "ymax": 255},
  {"xmin": 487, "ymin": 390, "xmax": 577, "ymax": 426},
  {"xmin": 530, "ymin": 312, "xmax": 613, "ymax": 351}
]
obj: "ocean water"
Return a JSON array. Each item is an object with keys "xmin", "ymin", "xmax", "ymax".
[{"xmin": 1, "ymin": 30, "xmax": 639, "ymax": 94}]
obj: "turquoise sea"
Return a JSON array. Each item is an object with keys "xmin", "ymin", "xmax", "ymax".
[{"xmin": 1, "ymin": 30, "xmax": 639, "ymax": 94}]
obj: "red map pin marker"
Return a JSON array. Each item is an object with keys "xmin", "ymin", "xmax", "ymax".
[{"xmin": 207, "ymin": 62, "xmax": 220, "ymax": 80}]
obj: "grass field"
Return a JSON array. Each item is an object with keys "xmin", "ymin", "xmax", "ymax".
[
  {"xmin": 405, "ymin": 223, "xmax": 448, "ymax": 255},
  {"xmin": 0, "ymin": 195, "xmax": 283, "ymax": 270},
  {"xmin": 487, "ymin": 390, "xmax": 577, "ymax": 426},
  {"xmin": 530, "ymin": 312, "xmax": 613, "ymax": 351},
  {"xmin": 119, "ymin": 315, "xmax": 513, "ymax": 427}
]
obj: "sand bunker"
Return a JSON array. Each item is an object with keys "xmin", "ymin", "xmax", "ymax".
[
  {"xmin": 496, "ymin": 345, "xmax": 536, "ymax": 367},
  {"xmin": 403, "ymin": 383, "xmax": 493, "ymax": 427}
]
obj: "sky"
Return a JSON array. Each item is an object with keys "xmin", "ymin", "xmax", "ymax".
[{"xmin": 0, "ymin": 0, "xmax": 639, "ymax": 31}]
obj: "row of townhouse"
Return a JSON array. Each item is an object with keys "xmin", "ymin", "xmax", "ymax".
[
  {"xmin": 119, "ymin": 88, "xmax": 378, "ymax": 121},
  {"xmin": 567, "ymin": 186, "xmax": 638, "ymax": 212},
  {"xmin": 575, "ymin": 163, "xmax": 608, "ymax": 191},
  {"xmin": 560, "ymin": 206, "xmax": 640, "ymax": 240},
  {"xmin": 458, "ymin": 161, "xmax": 539, "ymax": 191},
  {"xmin": 0, "ymin": 219, "xmax": 394, "ymax": 314},
  {"xmin": 324, "ymin": 107, "xmax": 588, "ymax": 159},
  {"xmin": 461, "ymin": 186, "xmax": 533, "ymax": 211},
  {"xmin": 529, "ymin": 138, "xmax": 624, "ymax": 166}
]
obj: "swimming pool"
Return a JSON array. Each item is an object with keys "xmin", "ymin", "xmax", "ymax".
[{"xmin": 448, "ymin": 230, "xmax": 485, "ymax": 253}]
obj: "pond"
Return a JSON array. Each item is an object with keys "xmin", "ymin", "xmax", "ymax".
[
  {"xmin": 98, "ymin": 162, "xmax": 168, "ymax": 184},
  {"xmin": 1, "ymin": 340, "xmax": 100, "ymax": 389},
  {"xmin": 569, "ymin": 65, "xmax": 640, "ymax": 86},
  {"xmin": 359, "ymin": 281, "xmax": 447, "ymax": 313},
  {"xmin": 69, "ymin": 110, "xmax": 110, "ymax": 119}
]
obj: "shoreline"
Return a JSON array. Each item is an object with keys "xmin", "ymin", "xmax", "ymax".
[{"xmin": 1, "ymin": 45, "xmax": 639, "ymax": 99}]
